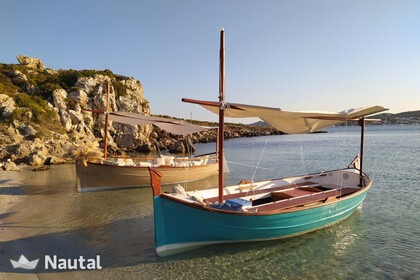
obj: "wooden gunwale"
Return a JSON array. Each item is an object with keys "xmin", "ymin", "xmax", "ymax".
[
  {"xmin": 252, "ymin": 186, "xmax": 360, "ymax": 212},
  {"xmin": 105, "ymin": 155, "xmax": 218, "ymax": 161},
  {"xmin": 85, "ymin": 160, "xmax": 217, "ymax": 169},
  {"xmin": 160, "ymin": 180, "xmax": 371, "ymax": 216}
]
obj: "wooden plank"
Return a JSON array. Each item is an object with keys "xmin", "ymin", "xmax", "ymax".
[
  {"xmin": 205, "ymin": 181, "xmax": 317, "ymax": 203},
  {"xmin": 251, "ymin": 187, "xmax": 359, "ymax": 212}
]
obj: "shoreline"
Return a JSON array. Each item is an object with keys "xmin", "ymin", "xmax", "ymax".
[
  {"xmin": 2, "ymin": 123, "xmax": 418, "ymax": 170},
  {"xmin": 0, "ymin": 170, "xmax": 35, "ymax": 278},
  {"xmin": 0, "ymin": 169, "xmax": 29, "ymax": 242},
  {"xmin": 0, "ymin": 170, "xmax": 27, "ymax": 216},
  {"xmin": 0, "ymin": 165, "xmax": 87, "ymax": 279}
]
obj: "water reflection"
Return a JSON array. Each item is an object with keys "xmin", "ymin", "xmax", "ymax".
[
  {"xmin": 1, "ymin": 126, "xmax": 419, "ymax": 279},
  {"xmin": 1, "ymin": 163, "xmax": 367, "ymax": 278}
]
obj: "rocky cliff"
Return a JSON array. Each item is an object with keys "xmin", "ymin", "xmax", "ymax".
[
  {"xmin": 0, "ymin": 56, "xmax": 280, "ymax": 169},
  {"xmin": 0, "ymin": 56, "xmax": 154, "ymax": 168}
]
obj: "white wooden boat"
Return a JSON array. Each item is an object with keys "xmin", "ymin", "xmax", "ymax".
[
  {"xmin": 75, "ymin": 87, "xmax": 219, "ymax": 192},
  {"xmin": 76, "ymin": 153, "xmax": 218, "ymax": 192}
]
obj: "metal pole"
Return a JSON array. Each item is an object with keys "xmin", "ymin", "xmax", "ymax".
[
  {"xmin": 103, "ymin": 82, "xmax": 110, "ymax": 160},
  {"xmin": 359, "ymin": 117, "xmax": 365, "ymax": 187},
  {"xmin": 218, "ymin": 28, "xmax": 225, "ymax": 203}
]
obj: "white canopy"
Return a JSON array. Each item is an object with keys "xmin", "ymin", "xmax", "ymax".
[
  {"xmin": 108, "ymin": 112, "xmax": 215, "ymax": 135},
  {"xmin": 193, "ymin": 101, "xmax": 388, "ymax": 134}
]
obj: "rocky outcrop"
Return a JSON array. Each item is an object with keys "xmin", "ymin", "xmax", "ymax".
[
  {"xmin": 0, "ymin": 94, "xmax": 16, "ymax": 117},
  {"xmin": 0, "ymin": 56, "xmax": 283, "ymax": 169},
  {"xmin": 16, "ymin": 55, "xmax": 45, "ymax": 71},
  {"xmin": 0, "ymin": 57, "xmax": 155, "ymax": 168},
  {"xmin": 1, "ymin": 160, "xmax": 19, "ymax": 171}
]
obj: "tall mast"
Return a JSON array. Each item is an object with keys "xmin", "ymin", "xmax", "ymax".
[
  {"xmin": 218, "ymin": 28, "xmax": 225, "ymax": 203},
  {"xmin": 103, "ymin": 82, "xmax": 110, "ymax": 160}
]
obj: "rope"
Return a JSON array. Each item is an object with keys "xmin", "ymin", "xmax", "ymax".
[
  {"xmin": 226, "ymin": 160, "xmax": 275, "ymax": 171},
  {"xmin": 299, "ymin": 138, "xmax": 306, "ymax": 174},
  {"xmin": 370, "ymin": 112, "xmax": 388, "ymax": 184},
  {"xmin": 335, "ymin": 117, "xmax": 353, "ymax": 200},
  {"xmin": 250, "ymin": 112, "xmax": 281, "ymax": 182}
]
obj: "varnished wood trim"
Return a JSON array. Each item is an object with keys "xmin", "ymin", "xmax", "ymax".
[
  {"xmin": 205, "ymin": 182, "xmax": 317, "ymax": 203},
  {"xmin": 149, "ymin": 168, "xmax": 163, "ymax": 196},
  {"xmin": 86, "ymin": 160, "xmax": 217, "ymax": 170},
  {"xmin": 251, "ymin": 187, "xmax": 359, "ymax": 212},
  {"xmin": 160, "ymin": 186, "xmax": 367, "ymax": 216},
  {"xmin": 159, "ymin": 169, "xmax": 373, "ymax": 216}
]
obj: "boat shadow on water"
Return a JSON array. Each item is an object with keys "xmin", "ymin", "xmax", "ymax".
[
  {"xmin": 0, "ymin": 207, "xmax": 366, "ymax": 273},
  {"xmin": 159, "ymin": 208, "xmax": 366, "ymax": 261}
]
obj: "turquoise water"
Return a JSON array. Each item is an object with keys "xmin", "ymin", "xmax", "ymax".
[{"xmin": 0, "ymin": 125, "xmax": 419, "ymax": 279}]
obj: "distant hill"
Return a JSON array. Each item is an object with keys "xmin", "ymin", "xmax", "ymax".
[
  {"xmin": 248, "ymin": 121, "xmax": 270, "ymax": 127},
  {"xmin": 249, "ymin": 110, "xmax": 420, "ymax": 127},
  {"xmin": 372, "ymin": 110, "xmax": 420, "ymax": 125}
]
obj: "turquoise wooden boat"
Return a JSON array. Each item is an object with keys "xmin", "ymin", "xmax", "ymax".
[
  {"xmin": 150, "ymin": 168, "xmax": 373, "ymax": 256},
  {"xmin": 148, "ymin": 29, "xmax": 388, "ymax": 257}
]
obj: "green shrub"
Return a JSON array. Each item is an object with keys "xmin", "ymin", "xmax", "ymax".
[
  {"xmin": 13, "ymin": 93, "xmax": 56, "ymax": 123},
  {"xmin": 59, "ymin": 70, "xmax": 81, "ymax": 89},
  {"xmin": 112, "ymin": 80, "xmax": 128, "ymax": 98},
  {"xmin": 0, "ymin": 73, "xmax": 20, "ymax": 95},
  {"xmin": 36, "ymin": 82, "xmax": 62, "ymax": 99}
]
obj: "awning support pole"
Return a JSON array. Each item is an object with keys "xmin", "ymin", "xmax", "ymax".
[{"xmin": 358, "ymin": 117, "xmax": 365, "ymax": 187}]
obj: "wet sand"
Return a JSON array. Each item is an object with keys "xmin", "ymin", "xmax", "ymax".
[
  {"xmin": 0, "ymin": 166, "xmax": 100, "ymax": 279},
  {"xmin": 0, "ymin": 168, "xmax": 36, "ymax": 279},
  {"xmin": 0, "ymin": 168, "xmax": 27, "ymax": 243}
]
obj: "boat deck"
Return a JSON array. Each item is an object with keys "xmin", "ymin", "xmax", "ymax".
[
  {"xmin": 162, "ymin": 168, "xmax": 367, "ymax": 214},
  {"xmin": 249, "ymin": 186, "xmax": 360, "ymax": 212},
  {"xmin": 204, "ymin": 181, "xmax": 318, "ymax": 203},
  {"xmin": 194, "ymin": 181, "xmax": 362, "ymax": 213}
]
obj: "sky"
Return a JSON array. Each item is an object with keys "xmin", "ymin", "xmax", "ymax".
[{"xmin": 1, "ymin": 0, "xmax": 419, "ymax": 123}]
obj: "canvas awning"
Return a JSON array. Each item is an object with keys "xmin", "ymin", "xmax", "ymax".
[
  {"xmin": 182, "ymin": 99, "xmax": 388, "ymax": 134},
  {"xmin": 108, "ymin": 112, "xmax": 215, "ymax": 135}
]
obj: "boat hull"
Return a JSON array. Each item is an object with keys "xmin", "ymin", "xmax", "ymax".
[
  {"xmin": 153, "ymin": 186, "xmax": 368, "ymax": 256},
  {"xmin": 76, "ymin": 161, "xmax": 218, "ymax": 192}
]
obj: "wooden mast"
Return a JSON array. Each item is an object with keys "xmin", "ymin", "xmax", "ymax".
[
  {"xmin": 218, "ymin": 28, "xmax": 225, "ymax": 203},
  {"xmin": 181, "ymin": 29, "xmax": 226, "ymax": 202},
  {"xmin": 103, "ymin": 82, "xmax": 110, "ymax": 160},
  {"xmin": 358, "ymin": 116, "xmax": 365, "ymax": 187}
]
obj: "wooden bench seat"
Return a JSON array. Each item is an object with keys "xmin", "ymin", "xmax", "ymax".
[
  {"xmin": 205, "ymin": 181, "xmax": 318, "ymax": 203},
  {"xmin": 250, "ymin": 187, "xmax": 360, "ymax": 212}
]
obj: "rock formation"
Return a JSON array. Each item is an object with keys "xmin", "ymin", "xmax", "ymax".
[
  {"xmin": 0, "ymin": 56, "xmax": 155, "ymax": 168},
  {"xmin": 0, "ymin": 56, "xmax": 281, "ymax": 169},
  {"xmin": 16, "ymin": 55, "xmax": 45, "ymax": 71}
]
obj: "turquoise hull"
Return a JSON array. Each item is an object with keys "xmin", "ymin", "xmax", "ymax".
[{"xmin": 153, "ymin": 190, "xmax": 367, "ymax": 256}]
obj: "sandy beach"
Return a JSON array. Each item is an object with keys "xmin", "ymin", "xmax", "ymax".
[
  {"xmin": 0, "ymin": 167, "xmax": 92, "ymax": 280},
  {"xmin": 0, "ymin": 170, "xmax": 25, "ymax": 210},
  {"xmin": 0, "ymin": 169, "xmax": 35, "ymax": 279},
  {"xmin": 0, "ymin": 164, "xmax": 211, "ymax": 279}
]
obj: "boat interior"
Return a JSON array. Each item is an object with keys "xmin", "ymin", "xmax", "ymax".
[
  {"xmin": 98, "ymin": 155, "xmax": 216, "ymax": 168},
  {"xmin": 162, "ymin": 168, "xmax": 367, "ymax": 213}
]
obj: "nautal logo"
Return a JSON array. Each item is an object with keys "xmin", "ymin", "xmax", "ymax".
[
  {"xmin": 10, "ymin": 254, "xmax": 102, "ymax": 270},
  {"xmin": 10, "ymin": 255, "xmax": 39, "ymax": 270}
]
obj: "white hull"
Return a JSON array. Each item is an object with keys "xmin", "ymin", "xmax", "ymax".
[{"xmin": 76, "ymin": 156, "xmax": 218, "ymax": 192}]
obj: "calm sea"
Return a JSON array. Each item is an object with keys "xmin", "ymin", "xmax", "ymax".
[{"xmin": 1, "ymin": 125, "xmax": 419, "ymax": 279}]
